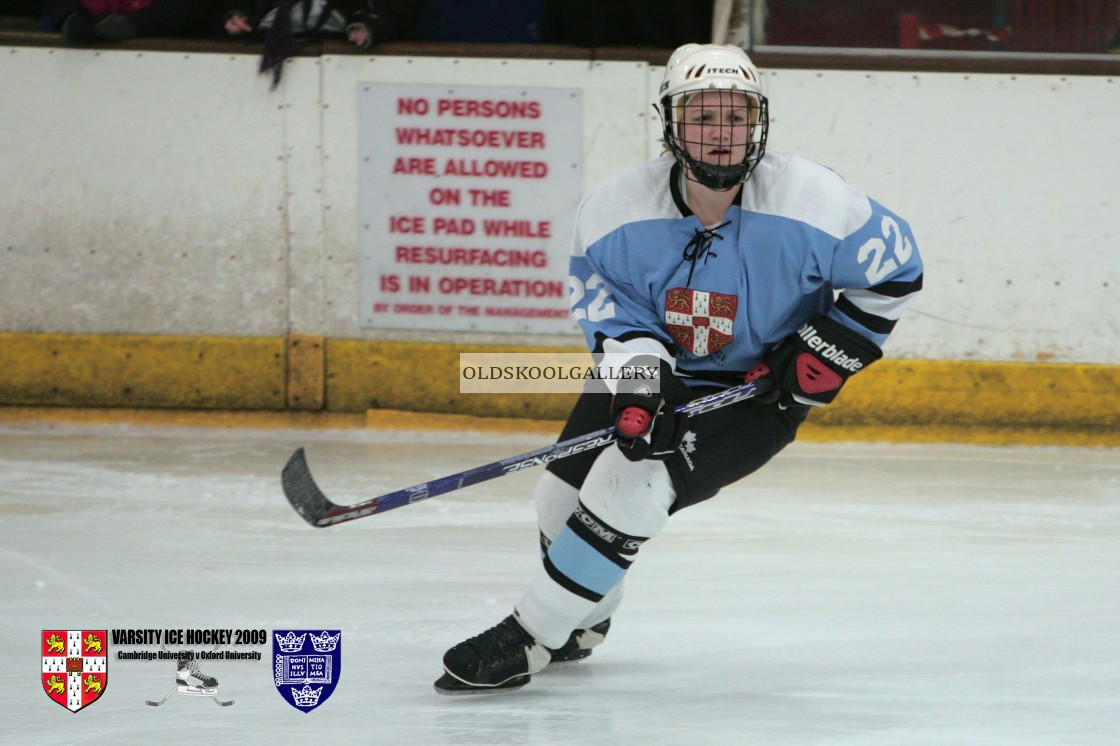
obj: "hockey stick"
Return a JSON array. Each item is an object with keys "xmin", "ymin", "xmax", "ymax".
[{"xmin": 281, "ymin": 380, "xmax": 765, "ymax": 528}]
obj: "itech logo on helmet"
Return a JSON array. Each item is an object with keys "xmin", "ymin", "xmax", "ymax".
[
  {"xmin": 728, "ymin": 65, "xmax": 758, "ymax": 81},
  {"xmin": 683, "ymin": 65, "xmax": 757, "ymax": 82}
]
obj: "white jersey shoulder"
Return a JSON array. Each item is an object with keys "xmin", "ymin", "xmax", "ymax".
[
  {"xmin": 743, "ymin": 152, "xmax": 873, "ymax": 240},
  {"xmin": 573, "ymin": 157, "xmax": 678, "ymax": 255}
]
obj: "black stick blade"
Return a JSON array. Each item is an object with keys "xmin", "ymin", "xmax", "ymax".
[{"xmin": 281, "ymin": 448, "xmax": 337, "ymax": 527}]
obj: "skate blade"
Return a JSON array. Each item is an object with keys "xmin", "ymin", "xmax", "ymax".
[
  {"xmin": 433, "ymin": 671, "xmax": 530, "ymax": 695},
  {"xmin": 544, "ymin": 649, "xmax": 593, "ymax": 665},
  {"xmin": 177, "ymin": 685, "xmax": 219, "ymax": 696}
]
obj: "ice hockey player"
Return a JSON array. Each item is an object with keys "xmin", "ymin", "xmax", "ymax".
[{"xmin": 435, "ymin": 42, "xmax": 924, "ymax": 693}]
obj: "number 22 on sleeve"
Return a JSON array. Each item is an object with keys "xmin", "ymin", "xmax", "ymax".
[
  {"xmin": 569, "ymin": 272, "xmax": 616, "ymax": 322},
  {"xmin": 857, "ymin": 215, "xmax": 914, "ymax": 284}
]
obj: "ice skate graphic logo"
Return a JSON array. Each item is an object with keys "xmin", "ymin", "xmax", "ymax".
[
  {"xmin": 273, "ymin": 629, "xmax": 341, "ymax": 713},
  {"xmin": 146, "ymin": 647, "xmax": 234, "ymax": 707},
  {"xmin": 41, "ymin": 630, "xmax": 107, "ymax": 713}
]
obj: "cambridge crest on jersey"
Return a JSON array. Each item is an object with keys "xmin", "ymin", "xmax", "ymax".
[
  {"xmin": 41, "ymin": 630, "xmax": 108, "ymax": 713},
  {"xmin": 664, "ymin": 288, "xmax": 737, "ymax": 356},
  {"xmin": 273, "ymin": 630, "xmax": 341, "ymax": 712}
]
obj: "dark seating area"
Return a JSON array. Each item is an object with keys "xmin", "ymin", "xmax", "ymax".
[{"xmin": 2, "ymin": 0, "xmax": 1117, "ymax": 75}]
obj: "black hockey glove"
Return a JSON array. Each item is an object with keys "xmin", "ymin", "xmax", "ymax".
[
  {"xmin": 610, "ymin": 358, "xmax": 692, "ymax": 462},
  {"xmin": 746, "ymin": 314, "xmax": 882, "ymax": 408}
]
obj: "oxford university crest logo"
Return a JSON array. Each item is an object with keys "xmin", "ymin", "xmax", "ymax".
[
  {"xmin": 41, "ymin": 630, "xmax": 107, "ymax": 713},
  {"xmin": 273, "ymin": 630, "xmax": 341, "ymax": 712}
]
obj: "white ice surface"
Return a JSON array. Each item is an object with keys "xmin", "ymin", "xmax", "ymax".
[{"xmin": 1, "ymin": 422, "xmax": 1118, "ymax": 745}]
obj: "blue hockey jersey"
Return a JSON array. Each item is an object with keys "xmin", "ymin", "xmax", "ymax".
[{"xmin": 568, "ymin": 153, "xmax": 924, "ymax": 385}]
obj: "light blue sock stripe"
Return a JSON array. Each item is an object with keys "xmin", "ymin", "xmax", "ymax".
[{"xmin": 546, "ymin": 525, "xmax": 626, "ymax": 596}]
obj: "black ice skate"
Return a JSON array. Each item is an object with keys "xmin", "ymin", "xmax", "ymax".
[
  {"xmin": 547, "ymin": 619, "xmax": 611, "ymax": 663},
  {"xmin": 176, "ymin": 657, "xmax": 219, "ymax": 694},
  {"xmin": 434, "ymin": 615, "xmax": 551, "ymax": 694}
]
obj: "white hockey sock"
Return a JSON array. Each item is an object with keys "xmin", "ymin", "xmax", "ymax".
[
  {"xmin": 579, "ymin": 583, "xmax": 623, "ymax": 629},
  {"xmin": 532, "ymin": 467, "xmax": 625, "ymax": 627},
  {"xmin": 516, "ymin": 449, "xmax": 675, "ymax": 648},
  {"xmin": 534, "ymin": 470, "xmax": 579, "ymax": 551}
]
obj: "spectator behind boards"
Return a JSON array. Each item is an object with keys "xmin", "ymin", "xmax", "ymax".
[
  {"xmin": 44, "ymin": 0, "xmax": 214, "ymax": 44},
  {"xmin": 221, "ymin": 0, "xmax": 424, "ymax": 87}
]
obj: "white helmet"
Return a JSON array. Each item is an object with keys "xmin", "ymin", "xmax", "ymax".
[{"xmin": 657, "ymin": 44, "xmax": 769, "ymax": 190}]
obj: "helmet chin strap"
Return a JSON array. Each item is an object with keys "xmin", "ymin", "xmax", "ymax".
[{"xmin": 684, "ymin": 155, "xmax": 749, "ymax": 191}]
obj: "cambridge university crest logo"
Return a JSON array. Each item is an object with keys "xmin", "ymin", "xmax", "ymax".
[
  {"xmin": 41, "ymin": 630, "xmax": 107, "ymax": 713},
  {"xmin": 664, "ymin": 287, "xmax": 737, "ymax": 356}
]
